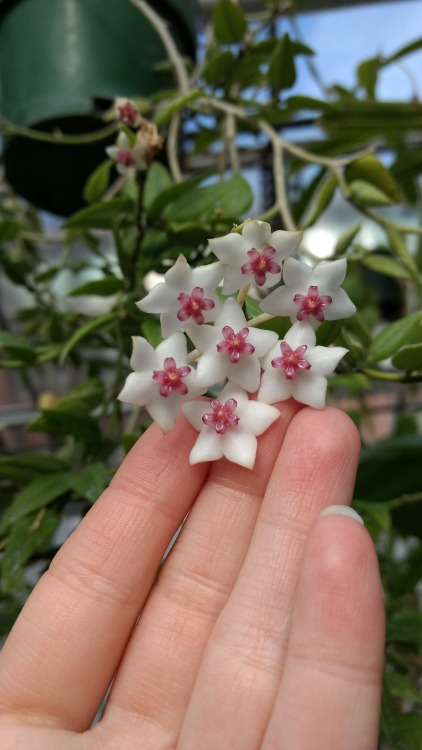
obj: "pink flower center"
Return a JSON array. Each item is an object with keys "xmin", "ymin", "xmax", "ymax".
[
  {"xmin": 176, "ymin": 286, "xmax": 215, "ymax": 325},
  {"xmin": 117, "ymin": 149, "xmax": 135, "ymax": 167},
  {"xmin": 271, "ymin": 342, "xmax": 311, "ymax": 380},
  {"xmin": 293, "ymin": 285, "xmax": 332, "ymax": 323},
  {"xmin": 152, "ymin": 357, "xmax": 191, "ymax": 397},
  {"xmin": 241, "ymin": 245, "xmax": 281, "ymax": 286},
  {"xmin": 216, "ymin": 326, "xmax": 255, "ymax": 364},
  {"xmin": 202, "ymin": 398, "xmax": 239, "ymax": 434},
  {"xmin": 117, "ymin": 101, "xmax": 139, "ymax": 128}
]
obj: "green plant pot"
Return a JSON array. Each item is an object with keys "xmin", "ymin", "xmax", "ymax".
[{"xmin": 0, "ymin": 0, "xmax": 198, "ymax": 216}]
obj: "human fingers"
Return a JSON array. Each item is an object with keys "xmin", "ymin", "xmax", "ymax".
[
  {"xmin": 177, "ymin": 407, "xmax": 361, "ymax": 750},
  {"xmin": 95, "ymin": 401, "xmax": 301, "ymax": 749},
  {"xmin": 262, "ymin": 509, "xmax": 384, "ymax": 750},
  {"xmin": 0, "ymin": 416, "xmax": 209, "ymax": 732}
]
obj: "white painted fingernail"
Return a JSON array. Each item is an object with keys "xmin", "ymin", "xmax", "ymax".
[{"xmin": 319, "ymin": 505, "xmax": 364, "ymax": 525}]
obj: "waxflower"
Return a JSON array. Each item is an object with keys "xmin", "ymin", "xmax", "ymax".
[
  {"xmin": 137, "ymin": 254, "xmax": 224, "ymax": 338},
  {"xmin": 187, "ymin": 297, "xmax": 278, "ymax": 392},
  {"xmin": 114, "ymin": 97, "xmax": 141, "ymax": 128},
  {"xmin": 209, "ymin": 220, "xmax": 302, "ymax": 295},
  {"xmin": 106, "ymin": 131, "xmax": 148, "ymax": 174},
  {"xmin": 258, "ymin": 321, "xmax": 348, "ymax": 409},
  {"xmin": 117, "ymin": 332, "xmax": 205, "ymax": 432},
  {"xmin": 260, "ymin": 257, "xmax": 356, "ymax": 328},
  {"xmin": 182, "ymin": 382, "xmax": 280, "ymax": 469}
]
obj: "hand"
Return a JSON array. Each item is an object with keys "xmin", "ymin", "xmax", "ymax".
[{"xmin": 0, "ymin": 403, "xmax": 384, "ymax": 750}]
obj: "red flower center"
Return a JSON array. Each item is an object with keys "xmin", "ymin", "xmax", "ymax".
[
  {"xmin": 216, "ymin": 326, "xmax": 255, "ymax": 364},
  {"xmin": 117, "ymin": 101, "xmax": 139, "ymax": 128},
  {"xmin": 271, "ymin": 342, "xmax": 311, "ymax": 380},
  {"xmin": 293, "ymin": 285, "xmax": 332, "ymax": 323},
  {"xmin": 241, "ymin": 245, "xmax": 281, "ymax": 286},
  {"xmin": 176, "ymin": 286, "xmax": 215, "ymax": 325},
  {"xmin": 202, "ymin": 398, "xmax": 240, "ymax": 434},
  {"xmin": 152, "ymin": 357, "xmax": 191, "ymax": 397},
  {"xmin": 117, "ymin": 150, "xmax": 135, "ymax": 167}
]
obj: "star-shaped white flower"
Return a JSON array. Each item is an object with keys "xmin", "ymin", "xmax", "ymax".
[
  {"xmin": 117, "ymin": 332, "xmax": 205, "ymax": 432},
  {"xmin": 187, "ymin": 297, "xmax": 278, "ymax": 392},
  {"xmin": 106, "ymin": 131, "xmax": 148, "ymax": 174},
  {"xmin": 260, "ymin": 257, "xmax": 356, "ymax": 328},
  {"xmin": 209, "ymin": 220, "xmax": 302, "ymax": 295},
  {"xmin": 258, "ymin": 321, "xmax": 348, "ymax": 409},
  {"xmin": 182, "ymin": 382, "xmax": 280, "ymax": 469},
  {"xmin": 137, "ymin": 255, "xmax": 224, "ymax": 338}
]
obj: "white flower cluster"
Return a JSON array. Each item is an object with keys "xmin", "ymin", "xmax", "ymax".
[{"xmin": 118, "ymin": 221, "xmax": 355, "ymax": 469}]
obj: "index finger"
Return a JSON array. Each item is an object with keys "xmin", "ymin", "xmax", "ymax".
[{"xmin": 0, "ymin": 415, "xmax": 209, "ymax": 731}]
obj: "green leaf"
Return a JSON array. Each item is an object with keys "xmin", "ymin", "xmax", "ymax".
[
  {"xmin": 63, "ymin": 198, "xmax": 133, "ymax": 230},
  {"xmin": 1, "ymin": 473, "xmax": 72, "ymax": 529},
  {"xmin": 348, "ymin": 179, "xmax": 394, "ymax": 208},
  {"xmin": 146, "ymin": 172, "xmax": 214, "ymax": 221},
  {"xmin": 83, "ymin": 160, "xmax": 112, "ymax": 203},
  {"xmin": 155, "ymin": 89, "xmax": 203, "ymax": 127},
  {"xmin": 55, "ymin": 378, "xmax": 105, "ymax": 410},
  {"xmin": 357, "ymin": 56, "xmax": 381, "ymax": 98},
  {"xmin": 345, "ymin": 155, "xmax": 401, "ymax": 202},
  {"xmin": 370, "ymin": 311, "xmax": 422, "ymax": 361},
  {"xmin": 334, "ymin": 224, "xmax": 361, "ymax": 255},
  {"xmin": 303, "ymin": 173, "xmax": 337, "ymax": 228},
  {"xmin": 59, "ymin": 311, "xmax": 119, "ymax": 363},
  {"xmin": 1, "ymin": 510, "xmax": 61, "ymax": 592},
  {"xmin": 212, "ymin": 0, "xmax": 247, "ymax": 44},
  {"xmin": 68, "ymin": 277, "xmax": 124, "ymax": 297},
  {"xmin": 394, "ymin": 715, "xmax": 422, "ymax": 750},
  {"xmin": 0, "ymin": 331, "xmax": 37, "ymax": 363},
  {"xmin": 28, "ymin": 404, "xmax": 101, "ymax": 446},
  {"xmin": 142, "ymin": 318, "xmax": 163, "ymax": 348},
  {"xmin": 392, "ymin": 343, "xmax": 422, "ymax": 371},
  {"xmin": 0, "ymin": 219, "xmax": 22, "ymax": 241},
  {"xmin": 387, "ymin": 36, "xmax": 422, "ymax": 64},
  {"xmin": 387, "ymin": 608, "xmax": 422, "ymax": 648},
  {"xmin": 268, "ymin": 34, "xmax": 296, "ymax": 92},
  {"xmin": 69, "ymin": 463, "xmax": 108, "ymax": 505},
  {"xmin": 163, "ymin": 174, "xmax": 253, "ymax": 223},
  {"xmin": 385, "ymin": 672, "xmax": 422, "ymax": 705},
  {"xmin": 202, "ymin": 51, "xmax": 236, "ymax": 84},
  {"xmin": 0, "ymin": 454, "xmax": 69, "ymax": 484},
  {"xmin": 143, "ymin": 162, "xmax": 173, "ymax": 212},
  {"xmin": 381, "ymin": 681, "xmax": 415, "ymax": 750},
  {"xmin": 362, "ymin": 253, "xmax": 412, "ymax": 280}
]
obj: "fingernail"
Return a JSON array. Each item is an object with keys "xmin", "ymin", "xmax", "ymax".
[{"xmin": 319, "ymin": 504, "xmax": 364, "ymax": 525}]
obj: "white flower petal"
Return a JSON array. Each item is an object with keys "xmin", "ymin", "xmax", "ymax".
[
  {"xmin": 292, "ymin": 372, "xmax": 328, "ymax": 409},
  {"xmin": 247, "ymin": 327, "xmax": 279, "ymax": 358},
  {"xmin": 283, "ymin": 256, "xmax": 313, "ymax": 287},
  {"xmin": 117, "ymin": 372, "xmax": 156, "ymax": 406},
  {"xmin": 181, "ymin": 400, "xmax": 208, "ymax": 431},
  {"xmin": 209, "ymin": 232, "xmax": 245, "ymax": 265},
  {"xmin": 316, "ymin": 258, "xmax": 347, "ymax": 288},
  {"xmin": 226, "ymin": 356, "xmax": 261, "ymax": 392},
  {"xmin": 241, "ymin": 220, "xmax": 271, "ymax": 247},
  {"xmin": 130, "ymin": 337, "xmax": 156, "ymax": 371},
  {"xmin": 284, "ymin": 321, "xmax": 316, "ymax": 349},
  {"xmin": 221, "ymin": 430, "xmax": 258, "ymax": 469},
  {"xmin": 165, "ymin": 254, "xmax": 192, "ymax": 288},
  {"xmin": 221, "ymin": 268, "xmax": 247, "ymax": 296},
  {"xmin": 196, "ymin": 351, "xmax": 228, "ymax": 388},
  {"xmin": 156, "ymin": 332, "xmax": 188, "ymax": 364},
  {"xmin": 258, "ymin": 368, "xmax": 293, "ymax": 404},
  {"xmin": 259, "ymin": 286, "xmax": 294, "ymax": 317},
  {"xmin": 136, "ymin": 283, "xmax": 172, "ymax": 314},
  {"xmin": 236, "ymin": 400, "xmax": 280, "ymax": 435},
  {"xmin": 193, "ymin": 261, "xmax": 225, "ymax": 290},
  {"xmin": 214, "ymin": 297, "xmax": 248, "ymax": 330},
  {"xmin": 189, "ymin": 429, "xmax": 223, "ymax": 464},
  {"xmin": 324, "ymin": 289, "xmax": 356, "ymax": 320},
  {"xmin": 270, "ymin": 229, "xmax": 303, "ymax": 258},
  {"xmin": 147, "ymin": 393, "xmax": 183, "ymax": 433},
  {"xmin": 307, "ymin": 345, "xmax": 348, "ymax": 376}
]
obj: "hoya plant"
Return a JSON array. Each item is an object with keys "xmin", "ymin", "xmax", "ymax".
[{"xmin": 0, "ymin": 0, "xmax": 422, "ymax": 745}]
